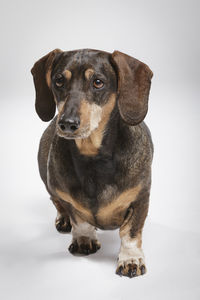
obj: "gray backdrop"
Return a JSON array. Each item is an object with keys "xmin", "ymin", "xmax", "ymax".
[{"xmin": 0, "ymin": 0, "xmax": 199, "ymax": 299}]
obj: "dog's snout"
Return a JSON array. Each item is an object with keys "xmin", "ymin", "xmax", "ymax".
[{"xmin": 58, "ymin": 117, "xmax": 80, "ymax": 133}]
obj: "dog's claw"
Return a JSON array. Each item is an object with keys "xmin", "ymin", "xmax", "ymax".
[
  {"xmin": 140, "ymin": 265, "xmax": 146, "ymax": 275},
  {"xmin": 127, "ymin": 264, "xmax": 137, "ymax": 278},
  {"xmin": 68, "ymin": 241, "xmax": 78, "ymax": 253},
  {"xmin": 116, "ymin": 265, "xmax": 123, "ymax": 276}
]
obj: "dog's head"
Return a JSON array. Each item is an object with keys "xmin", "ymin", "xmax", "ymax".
[{"xmin": 31, "ymin": 49, "xmax": 153, "ymax": 139}]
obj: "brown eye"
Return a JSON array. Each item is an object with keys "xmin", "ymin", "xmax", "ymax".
[
  {"xmin": 93, "ymin": 79, "xmax": 104, "ymax": 89},
  {"xmin": 55, "ymin": 74, "xmax": 64, "ymax": 87}
]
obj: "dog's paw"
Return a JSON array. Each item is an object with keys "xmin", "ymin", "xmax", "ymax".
[
  {"xmin": 68, "ymin": 237, "xmax": 101, "ymax": 255},
  {"xmin": 55, "ymin": 216, "xmax": 72, "ymax": 233},
  {"xmin": 116, "ymin": 258, "xmax": 146, "ymax": 278}
]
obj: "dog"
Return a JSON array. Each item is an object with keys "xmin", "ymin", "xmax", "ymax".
[{"xmin": 31, "ymin": 48, "xmax": 153, "ymax": 278}]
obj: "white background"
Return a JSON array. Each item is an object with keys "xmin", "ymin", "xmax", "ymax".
[{"xmin": 0, "ymin": 0, "xmax": 200, "ymax": 299}]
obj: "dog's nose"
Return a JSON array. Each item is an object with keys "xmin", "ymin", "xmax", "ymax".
[{"xmin": 58, "ymin": 117, "xmax": 80, "ymax": 133}]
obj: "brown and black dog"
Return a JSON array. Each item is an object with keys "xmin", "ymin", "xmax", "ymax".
[{"xmin": 31, "ymin": 49, "xmax": 153, "ymax": 278}]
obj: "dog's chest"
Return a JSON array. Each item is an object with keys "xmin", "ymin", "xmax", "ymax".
[
  {"xmin": 48, "ymin": 139, "xmax": 133, "ymax": 228},
  {"xmin": 72, "ymin": 153, "xmax": 117, "ymax": 196},
  {"xmin": 49, "ymin": 141, "xmax": 118, "ymax": 201}
]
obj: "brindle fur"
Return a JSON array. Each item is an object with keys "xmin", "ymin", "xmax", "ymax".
[{"xmin": 31, "ymin": 49, "xmax": 153, "ymax": 278}]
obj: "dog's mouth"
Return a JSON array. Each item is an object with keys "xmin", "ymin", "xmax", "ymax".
[{"xmin": 56, "ymin": 125, "xmax": 91, "ymax": 140}]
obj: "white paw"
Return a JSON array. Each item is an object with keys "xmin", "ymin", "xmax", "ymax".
[{"xmin": 116, "ymin": 256, "xmax": 146, "ymax": 277}]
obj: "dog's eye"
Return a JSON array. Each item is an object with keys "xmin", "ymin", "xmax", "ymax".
[
  {"xmin": 55, "ymin": 74, "xmax": 64, "ymax": 88},
  {"xmin": 93, "ymin": 79, "xmax": 104, "ymax": 89}
]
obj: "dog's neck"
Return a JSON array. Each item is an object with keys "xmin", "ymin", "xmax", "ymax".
[{"xmin": 75, "ymin": 131, "xmax": 104, "ymax": 156}]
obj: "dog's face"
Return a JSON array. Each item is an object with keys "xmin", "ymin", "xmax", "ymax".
[
  {"xmin": 50, "ymin": 50, "xmax": 117, "ymax": 139},
  {"xmin": 31, "ymin": 49, "xmax": 153, "ymax": 139}
]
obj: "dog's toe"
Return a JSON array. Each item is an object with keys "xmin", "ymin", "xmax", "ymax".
[{"xmin": 68, "ymin": 240, "xmax": 79, "ymax": 253}]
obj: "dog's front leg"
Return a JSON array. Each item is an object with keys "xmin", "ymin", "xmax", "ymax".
[
  {"xmin": 68, "ymin": 214, "xmax": 101, "ymax": 255},
  {"xmin": 116, "ymin": 192, "xmax": 149, "ymax": 278}
]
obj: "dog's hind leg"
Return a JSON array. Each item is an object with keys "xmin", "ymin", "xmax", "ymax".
[{"xmin": 51, "ymin": 196, "xmax": 72, "ymax": 233}]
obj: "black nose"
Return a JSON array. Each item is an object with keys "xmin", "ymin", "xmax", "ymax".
[{"xmin": 58, "ymin": 117, "xmax": 80, "ymax": 133}]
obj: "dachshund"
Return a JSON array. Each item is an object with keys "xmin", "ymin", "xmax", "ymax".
[{"xmin": 31, "ymin": 48, "xmax": 153, "ymax": 278}]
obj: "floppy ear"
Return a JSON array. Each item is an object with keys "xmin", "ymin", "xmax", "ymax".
[
  {"xmin": 31, "ymin": 49, "xmax": 62, "ymax": 121},
  {"xmin": 111, "ymin": 51, "xmax": 153, "ymax": 125}
]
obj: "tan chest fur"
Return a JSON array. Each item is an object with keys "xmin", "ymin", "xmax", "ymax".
[{"xmin": 56, "ymin": 184, "xmax": 141, "ymax": 228}]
